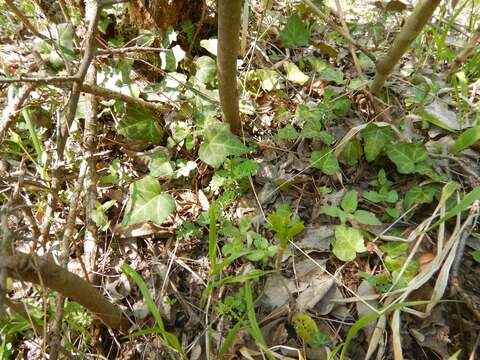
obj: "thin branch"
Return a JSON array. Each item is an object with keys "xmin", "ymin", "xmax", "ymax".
[
  {"xmin": 57, "ymin": 0, "xmax": 100, "ymax": 157},
  {"xmin": 302, "ymin": 0, "xmax": 376, "ymax": 62},
  {"xmin": 80, "ymin": 83, "xmax": 163, "ymax": 112},
  {"xmin": 0, "ymin": 76, "xmax": 78, "ymax": 84},
  {"xmin": 97, "ymin": 46, "xmax": 168, "ymax": 55},
  {"xmin": 0, "ymin": 83, "xmax": 36, "ymax": 142}
]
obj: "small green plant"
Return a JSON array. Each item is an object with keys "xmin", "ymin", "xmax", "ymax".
[
  {"xmin": 322, "ymin": 190, "xmax": 381, "ymax": 262},
  {"xmin": 293, "ymin": 313, "xmax": 331, "ymax": 348},
  {"xmin": 267, "ymin": 204, "xmax": 304, "ymax": 270},
  {"xmin": 221, "ymin": 217, "xmax": 278, "ymax": 264},
  {"xmin": 363, "ymin": 169, "xmax": 399, "ymax": 218},
  {"xmin": 323, "ymin": 190, "xmax": 381, "ymax": 226},
  {"xmin": 360, "ymin": 241, "xmax": 419, "ymax": 292}
]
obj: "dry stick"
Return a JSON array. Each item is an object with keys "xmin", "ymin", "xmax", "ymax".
[
  {"xmin": 370, "ymin": 0, "xmax": 442, "ymax": 95},
  {"xmin": 302, "ymin": 0, "xmax": 376, "ymax": 62},
  {"xmin": 217, "ymin": 0, "xmax": 242, "ymax": 134},
  {"xmin": 83, "ymin": 67, "xmax": 99, "ymax": 282},
  {"xmin": 0, "ymin": 75, "xmax": 78, "ymax": 84},
  {"xmin": 0, "ymin": 83, "xmax": 36, "ymax": 141},
  {"xmin": 334, "ymin": 0, "xmax": 363, "ymax": 77},
  {"xmin": 80, "ymin": 83, "xmax": 163, "ymax": 112},
  {"xmin": 48, "ymin": 161, "xmax": 88, "ymax": 360},
  {"xmin": 3, "ymin": 251, "xmax": 129, "ymax": 332},
  {"xmin": 57, "ymin": 0, "xmax": 100, "ymax": 158}
]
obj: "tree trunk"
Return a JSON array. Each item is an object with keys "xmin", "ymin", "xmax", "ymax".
[
  {"xmin": 370, "ymin": 0, "xmax": 441, "ymax": 95},
  {"xmin": 217, "ymin": 0, "xmax": 242, "ymax": 134}
]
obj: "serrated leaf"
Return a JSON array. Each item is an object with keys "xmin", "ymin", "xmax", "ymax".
[
  {"xmin": 332, "ymin": 225, "xmax": 366, "ymax": 262},
  {"xmin": 362, "ymin": 124, "xmax": 395, "ymax": 162},
  {"xmin": 199, "ymin": 122, "xmax": 248, "ymax": 168},
  {"xmin": 279, "ymin": 15, "xmax": 310, "ymax": 47},
  {"xmin": 122, "ymin": 176, "xmax": 176, "ymax": 226},
  {"xmin": 341, "ymin": 191, "xmax": 358, "ymax": 214},
  {"xmin": 310, "ymin": 148, "xmax": 339, "ymax": 175},
  {"xmin": 451, "ymin": 125, "xmax": 480, "ymax": 153},
  {"xmin": 353, "ymin": 210, "xmax": 382, "ymax": 225},
  {"xmin": 117, "ymin": 105, "xmax": 163, "ymax": 144},
  {"xmin": 284, "ymin": 62, "xmax": 309, "ymax": 85},
  {"xmin": 386, "ymin": 142, "xmax": 429, "ymax": 174},
  {"xmin": 403, "ymin": 184, "xmax": 438, "ymax": 209}
]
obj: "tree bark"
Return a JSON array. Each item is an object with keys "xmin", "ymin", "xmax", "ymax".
[
  {"xmin": 4, "ymin": 251, "xmax": 130, "ymax": 333},
  {"xmin": 370, "ymin": 0, "xmax": 441, "ymax": 95},
  {"xmin": 217, "ymin": 0, "xmax": 242, "ymax": 134}
]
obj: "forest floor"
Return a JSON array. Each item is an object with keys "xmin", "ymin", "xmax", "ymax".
[{"xmin": 1, "ymin": 0, "xmax": 480, "ymax": 359}]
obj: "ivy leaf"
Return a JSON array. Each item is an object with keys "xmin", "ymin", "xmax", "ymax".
[
  {"xmin": 451, "ymin": 125, "xmax": 480, "ymax": 153},
  {"xmin": 200, "ymin": 38, "xmax": 218, "ymax": 56},
  {"xmin": 277, "ymin": 124, "xmax": 299, "ymax": 140},
  {"xmin": 284, "ymin": 62, "xmax": 309, "ymax": 85},
  {"xmin": 255, "ymin": 69, "xmax": 282, "ymax": 91},
  {"xmin": 199, "ymin": 122, "xmax": 248, "ymax": 168},
  {"xmin": 362, "ymin": 124, "xmax": 395, "ymax": 162},
  {"xmin": 160, "ymin": 45, "xmax": 185, "ymax": 71},
  {"xmin": 341, "ymin": 138, "xmax": 362, "ymax": 167},
  {"xmin": 122, "ymin": 176, "xmax": 176, "ymax": 226},
  {"xmin": 386, "ymin": 142, "xmax": 429, "ymax": 174},
  {"xmin": 341, "ymin": 191, "xmax": 358, "ymax": 214},
  {"xmin": 195, "ymin": 56, "xmax": 217, "ymax": 84},
  {"xmin": 404, "ymin": 184, "xmax": 438, "ymax": 209},
  {"xmin": 117, "ymin": 105, "xmax": 163, "ymax": 144},
  {"xmin": 353, "ymin": 210, "xmax": 382, "ymax": 225},
  {"xmin": 149, "ymin": 152, "xmax": 174, "ymax": 178},
  {"xmin": 332, "ymin": 225, "xmax": 366, "ymax": 262},
  {"xmin": 279, "ymin": 15, "xmax": 310, "ymax": 47},
  {"xmin": 310, "ymin": 148, "xmax": 339, "ymax": 175}
]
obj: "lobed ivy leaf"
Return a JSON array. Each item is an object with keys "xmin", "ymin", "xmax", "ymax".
[
  {"xmin": 386, "ymin": 142, "xmax": 429, "ymax": 174},
  {"xmin": 284, "ymin": 62, "xmax": 309, "ymax": 85},
  {"xmin": 362, "ymin": 124, "xmax": 395, "ymax": 162},
  {"xmin": 332, "ymin": 225, "xmax": 366, "ymax": 262},
  {"xmin": 310, "ymin": 148, "xmax": 339, "ymax": 175},
  {"xmin": 403, "ymin": 184, "xmax": 439, "ymax": 209},
  {"xmin": 122, "ymin": 176, "xmax": 176, "ymax": 226},
  {"xmin": 279, "ymin": 15, "xmax": 310, "ymax": 47},
  {"xmin": 199, "ymin": 122, "xmax": 248, "ymax": 168},
  {"xmin": 117, "ymin": 105, "xmax": 163, "ymax": 144}
]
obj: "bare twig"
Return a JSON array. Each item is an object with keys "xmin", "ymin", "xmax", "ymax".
[
  {"xmin": 57, "ymin": 0, "xmax": 100, "ymax": 157},
  {"xmin": 302, "ymin": 0, "xmax": 376, "ymax": 62},
  {"xmin": 97, "ymin": 46, "xmax": 168, "ymax": 55},
  {"xmin": 0, "ymin": 83, "xmax": 35, "ymax": 142},
  {"xmin": 0, "ymin": 76, "xmax": 78, "ymax": 84}
]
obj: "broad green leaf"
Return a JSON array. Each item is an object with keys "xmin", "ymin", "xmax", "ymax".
[
  {"xmin": 362, "ymin": 124, "xmax": 395, "ymax": 162},
  {"xmin": 122, "ymin": 176, "xmax": 176, "ymax": 226},
  {"xmin": 199, "ymin": 122, "xmax": 248, "ymax": 168},
  {"xmin": 310, "ymin": 148, "xmax": 339, "ymax": 175},
  {"xmin": 380, "ymin": 241, "xmax": 408, "ymax": 257},
  {"xmin": 255, "ymin": 69, "xmax": 281, "ymax": 91},
  {"xmin": 451, "ymin": 125, "xmax": 480, "ymax": 153},
  {"xmin": 353, "ymin": 210, "xmax": 382, "ymax": 225},
  {"xmin": 341, "ymin": 191, "xmax": 358, "ymax": 214},
  {"xmin": 317, "ymin": 66, "xmax": 344, "ymax": 85},
  {"xmin": 386, "ymin": 142, "xmax": 429, "ymax": 174},
  {"xmin": 404, "ymin": 184, "xmax": 438, "ymax": 209},
  {"xmin": 149, "ymin": 153, "xmax": 174, "ymax": 178},
  {"xmin": 332, "ymin": 98, "xmax": 351, "ymax": 116},
  {"xmin": 332, "ymin": 225, "xmax": 366, "ymax": 262},
  {"xmin": 117, "ymin": 105, "xmax": 163, "ymax": 144},
  {"xmin": 195, "ymin": 56, "xmax": 217, "ymax": 84},
  {"xmin": 470, "ymin": 250, "xmax": 480, "ymax": 264},
  {"xmin": 200, "ymin": 38, "xmax": 218, "ymax": 56},
  {"xmin": 284, "ymin": 62, "xmax": 309, "ymax": 85},
  {"xmin": 341, "ymin": 138, "xmax": 362, "ymax": 167},
  {"xmin": 160, "ymin": 44, "xmax": 185, "ymax": 71},
  {"xmin": 276, "ymin": 124, "xmax": 299, "ymax": 140},
  {"xmin": 363, "ymin": 191, "xmax": 383, "ymax": 203},
  {"xmin": 279, "ymin": 15, "xmax": 309, "ymax": 47}
]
